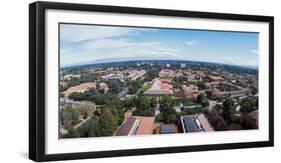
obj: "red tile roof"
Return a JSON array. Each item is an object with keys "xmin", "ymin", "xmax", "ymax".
[
  {"xmin": 198, "ymin": 114, "xmax": 214, "ymax": 132},
  {"xmin": 134, "ymin": 116, "xmax": 155, "ymax": 135}
]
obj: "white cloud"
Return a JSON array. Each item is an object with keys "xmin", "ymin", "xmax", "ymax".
[
  {"xmin": 117, "ymin": 45, "xmax": 180, "ymax": 58},
  {"xmin": 185, "ymin": 40, "xmax": 199, "ymax": 45},
  {"xmin": 137, "ymin": 42, "xmax": 161, "ymax": 47},
  {"xmin": 246, "ymin": 59, "xmax": 258, "ymax": 66},
  {"xmin": 82, "ymin": 38, "xmax": 164, "ymax": 53},
  {"xmin": 60, "ymin": 35, "xmax": 182, "ymax": 65},
  {"xmin": 224, "ymin": 57, "xmax": 233, "ymax": 62},
  {"xmin": 250, "ymin": 49, "xmax": 258, "ymax": 55},
  {"xmin": 150, "ymin": 49, "xmax": 180, "ymax": 58},
  {"xmin": 220, "ymin": 57, "xmax": 236, "ymax": 65},
  {"xmin": 60, "ymin": 24, "xmax": 157, "ymax": 43},
  {"xmin": 83, "ymin": 38, "xmax": 132, "ymax": 50}
]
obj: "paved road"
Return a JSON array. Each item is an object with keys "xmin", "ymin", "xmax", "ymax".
[
  {"xmin": 118, "ymin": 87, "xmax": 129, "ymax": 98},
  {"xmin": 73, "ymin": 107, "xmax": 96, "ymax": 130}
]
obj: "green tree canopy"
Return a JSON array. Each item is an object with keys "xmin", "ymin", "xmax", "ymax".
[
  {"xmin": 68, "ymin": 88, "xmax": 100, "ymax": 101},
  {"xmin": 133, "ymin": 96, "xmax": 155, "ymax": 117},
  {"xmin": 159, "ymin": 96, "xmax": 177, "ymax": 123},
  {"xmin": 205, "ymin": 108, "xmax": 227, "ymax": 131},
  {"xmin": 60, "ymin": 106, "xmax": 80, "ymax": 129},
  {"xmin": 222, "ymin": 97, "xmax": 235, "ymax": 123},
  {"xmin": 240, "ymin": 97, "xmax": 257, "ymax": 114},
  {"xmin": 107, "ymin": 80, "xmax": 122, "ymax": 94},
  {"xmin": 197, "ymin": 93, "xmax": 209, "ymax": 107},
  {"xmin": 128, "ymin": 79, "xmax": 144, "ymax": 94}
]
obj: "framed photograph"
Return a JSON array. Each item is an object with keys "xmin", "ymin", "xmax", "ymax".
[{"xmin": 29, "ymin": 1, "xmax": 274, "ymax": 162}]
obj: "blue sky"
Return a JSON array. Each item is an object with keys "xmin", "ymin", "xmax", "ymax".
[{"xmin": 60, "ymin": 24, "xmax": 259, "ymax": 67}]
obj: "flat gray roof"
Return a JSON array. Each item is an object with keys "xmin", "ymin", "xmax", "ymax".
[
  {"xmin": 160, "ymin": 124, "xmax": 177, "ymax": 134},
  {"xmin": 181, "ymin": 116, "xmax": 199, "ymax": 133}
]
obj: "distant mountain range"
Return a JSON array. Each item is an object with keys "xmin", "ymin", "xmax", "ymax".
[
  {"xmin": 61, "ymin": 56, "xmax": 258, "ymax": 70},
  {"xmin": 61, "ymin": 56, "xmax": 181, "ymax": 67}
]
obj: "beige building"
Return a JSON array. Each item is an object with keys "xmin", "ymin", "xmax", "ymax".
[
  {"xmin": 210, "ymin": 75, "xmax": 224, "ymax": 81},
  {"xmin": 182, "ymin": 84, "xmax": 200, "ymax": 98},
  {"xmin": 159, "ymin": 69, "xmax": 175, "ymax": 79},
  {"xmin": 98, "ymin": 82, "xmax": 109, "ymax": 93},
  {"xmin": 63, "ymin": 82, "xmax": 96, "ymax": 97},
  {"xmin": 144, "ymin": 78, "xmax": 173, "ymax": 96}
]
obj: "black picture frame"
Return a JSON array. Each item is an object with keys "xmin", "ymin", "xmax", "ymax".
[{"xmin": 29, "ymin": 1, "xmax": 274, "ymax": 162}]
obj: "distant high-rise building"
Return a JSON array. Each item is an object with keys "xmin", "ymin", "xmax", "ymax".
[
  {"xmin": 180, "ymin": 63, "xmax": 186, "ymax": 68},
  {"xmin": 166, "ymin": 63, "xmax": 170, "ymax": 68}
]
